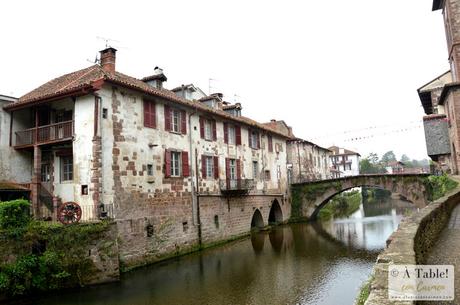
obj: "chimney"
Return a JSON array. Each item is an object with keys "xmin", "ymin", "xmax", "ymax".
[{"xmin": 99, "ymin": 47, "xmax": 117, "ymax": 73}]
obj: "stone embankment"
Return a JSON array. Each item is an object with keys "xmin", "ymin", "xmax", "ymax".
[{"xmin": 364, "ymin": 182, "xmax": 460, "ymax": 305}]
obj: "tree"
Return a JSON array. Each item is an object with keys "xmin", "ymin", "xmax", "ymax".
[
  {"xmin": 400, "ymin": 154, "xmax": 411, "ymax": 164},
  {"xmin": 381, "ymin": 151, "xmax": 397, "ymax": 164},
  {"xmin": 360, "ymin": 153, "xmax": 384, "ymax": 174}
]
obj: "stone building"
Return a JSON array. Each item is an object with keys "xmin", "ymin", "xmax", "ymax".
[
  {"xmin": 0, "ymin": 48, "xmax": 294, "ymax": 268},
  {"xmin": 418, "ymin": 0, "xmax": 460, "ymax": 173},
  {"xmin": 328, "ymin": 146, "xmax": 360, "ymax": 177},
  {"xmin": 261, "ymin": 119, "xmax": 332, "ymax": 182}
]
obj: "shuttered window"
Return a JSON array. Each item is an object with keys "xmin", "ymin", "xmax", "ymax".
[
  {"xmin": 165, "ymin": 150, "xmax": 190, "ymax": 178},
  {"xmin": 143, "ymin": 99, "xmax": 156, "ymax": 128}
]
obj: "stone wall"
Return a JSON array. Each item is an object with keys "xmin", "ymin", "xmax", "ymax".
[{"xmin": 364, "ymin": 186, "xmax": 460, "ymax": 305}]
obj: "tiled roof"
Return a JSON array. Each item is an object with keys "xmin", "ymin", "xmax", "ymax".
[
  {"xmin": 328, "ymin": 146, "xmax": 360, "ymax": 156},
  {"xmin": 5, "ymin": 65, "xmax": 291, "ymax": 139}
]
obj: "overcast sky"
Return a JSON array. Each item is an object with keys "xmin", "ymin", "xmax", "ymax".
[{"xmin": 0, "ymin": 0, "xmax": 448, "ymax": 160}]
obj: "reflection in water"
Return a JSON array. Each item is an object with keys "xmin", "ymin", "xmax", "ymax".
[
  {"xmin": 251, "ymin": 231, "xmax": 265, "ymax": 254},
  {"xmin": 22, "ymin": 197, "xmax": 415, "ymax": 305}
]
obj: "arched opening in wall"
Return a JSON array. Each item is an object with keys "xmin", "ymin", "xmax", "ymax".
[
  {"xmin": 251, "ymin": 209, "xmax": 264, "ymax": 229},
  {"xmin": 312, "ymin": 186, "xmax": 418, "ymax": 220},
  {"xmin": 268, "ymin": 199, "xmax": 283, "ymax": 224}
]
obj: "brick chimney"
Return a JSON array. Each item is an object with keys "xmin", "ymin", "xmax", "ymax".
[{"xmin": 99, "ymin": 47, "xmax": 117, "ymax": 73}]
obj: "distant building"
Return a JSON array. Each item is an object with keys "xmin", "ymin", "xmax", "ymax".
[
  {"xmin": 263, "ymin": 120, "xmax": 331, "ymax": 183},
  {"xmin": 418, "ymin": 0, "xmax": 460, "ymax": 174},
  {"xmin": 385, "ymin": 161, "xmax": 405, "ymax": 174},
  {"xmin": 328, "ymin": 146, "xmax": 360, "ymax": 177}
]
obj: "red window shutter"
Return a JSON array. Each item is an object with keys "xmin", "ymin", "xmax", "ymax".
[
  {"xmin": 236, "ymin": 159, "xmax": 241, "ymax": 179},
  {"xmin": 223, "ymin": 123, "xmax": 228, "ymax": 143},
  {"xmin": 182, "ymin": 151, "xmax": 190, "ymax": 177},
  {"xmin": 199, "ymin": 116, "xmax": 204, "ymax": 139},
  {"xmin": 213, "ymin": 156, "xmax": 219, "ymax": 179},
  {"xmin": 164, "ymin": 105, "xmax": 171, "ymax": 131},
  {"xmin": 212, "ymin": 120, "xmax": 217, "ymax": 141},
  {"xmin": 181, "ymin": 110, "xmax": 187, "ymax": 134},
  {"xmin": 256, "ymin": 133, "xmax": 260, "ymax": 149},
  {"xmin": 235, "ymin": 125, "xmax": 241, "ymax": 145},
  {"xmin": 143, "ymin": 99, "xmax": 151, "ymax": 127},
  {"xmin": 165, "ymin": 149, "xmax": 171, "ymax": 178},
  {"xmin": 225, "ymin": 158, "xmax": 230, "ymax": 179},
  {"xmin": 151, "ymin": 101, "xmax": 156, "ymax": 128},
  {"xmin": 201, "ymin": 155, "xmax": 207, "ymax": 178},
  {"xmin": 268, "ymin": 135, "xmax": 273, "ymax": 152},
  {"xmin": 248, "ymin": 130, "xmax": 252, "ymax": 148}
]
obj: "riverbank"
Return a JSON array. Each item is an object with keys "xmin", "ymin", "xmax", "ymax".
[{"xmin": 362, "ymin": 176, "xmax": 460, "ymax": 305}]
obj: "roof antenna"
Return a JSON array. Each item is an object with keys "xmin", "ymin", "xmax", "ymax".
[{"xmin": 96, "ymin": 36, "xmax": 120, "ymax": 48}]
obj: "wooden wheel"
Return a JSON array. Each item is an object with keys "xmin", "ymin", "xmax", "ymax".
[{"xmin": 57, "ymin": 201, "xmax": 82, "ymax": 224}]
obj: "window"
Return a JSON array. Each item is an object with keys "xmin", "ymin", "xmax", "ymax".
[
  {"xmin": 268, "ymin": 135, "xmax": 273, "ymax": 152},
  {"xmin": 200, "ymin": 117, "xmax": 216, "ymax": 141},
  {"xmin": 224, "ymin": 123, "xmax": 241, "ymax": 145},
  {"xmin": 249, "ymin": 130, "xmax": 259, "ymax": 149},
  {"xmin": 204, "ymin": 120, "xmax": 212, "ymax": 140},
  {"xmin": 165, "ymin": 150, "xmax": 189, "ymax": 178},
  {"xmin": 265, "ymin": 170, "xmax": 271, "ymax": 180},
  {"xmin": 252, "ymin": 161, "xmax": 258, "ymax": 180},
  {"xmin": 202, "ymin": 155, "xmax": 219, "ymax": 179},
  {"xmin": 171, "ymin": 151, "xmax": 181, "ymax": 177},
  {"xmin": 228, "ymin": 125, "xmax": 236, "ymax": 144},
  {"xmin": 229, "ymin": 159, "xmax": 237, "ymax": 180},
  {"xmin": 102, "ymin": 108, "xmax": 108, "ymax": 119},
  {"xmin": 147, "ymin": 164, "xmax": 154, "ymax": 176},
  {"xmin": 165, "ymin": 106, "xmax": 186, "ymax": 134},
  {"xmin": 41, "ymin": 164, "xmax": 50, "ymax": 182},
  {"xmin": 172, "ymin": 109, "xmax": 181, "ymax": 133},
  {"xmin": 143, "ymin": 99, "xmax": 156, "ymax": 128},
  {"xmin": 61, "ymin": 156, "xmax": 73, "ymax": 182}
]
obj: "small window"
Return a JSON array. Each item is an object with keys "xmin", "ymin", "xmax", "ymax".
[
  {"xmin": 81, "ymin": 185, "xmax": 88, "ymax": 195},
  {"xmin": 214, "ymin": 215, "xmax": 219, "ymax": 229},
  {"xmin": 171, "ymin": 151, "xmax": 182, "ymax": 177},
  {"xmin": 265, "ymin": 170, "xmax": 271, "ymax": 180},
  {"xmin": 102, "ymin": 108, "xmax": 108, "ymax": 119},
  {"xmin": 182, "ymin": 221, "xmax": 189, "ymax": 232},
  {"xmin": 61, "ymin": 156, "xmax": 73, "ymax": 182},
  {"xmin": 252, "ymin": 161, "xmax": 258, "ymax": 180},
  {"xmin": 147, "ymin": 164, "xmax": 154, "ymax": 176},
  {"xmin": 146, "ymin": 224, "xmax": 154, "ymax": 237}
]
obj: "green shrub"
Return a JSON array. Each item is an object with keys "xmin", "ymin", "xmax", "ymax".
[
  {"xmin": 0, "ymin": 199, "xmax": 30, "ymax": 230},
  {"xmin": 429, "ymin": 174, "xmax": 458, "ymax": 201}
]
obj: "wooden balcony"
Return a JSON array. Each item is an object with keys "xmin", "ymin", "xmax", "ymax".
[
  {"xmin": 219, "ymin": 179, "xmax": 254, "ymax": 196},
  {"xmin": 14, "ymin": 121, "xmax": 74, "ymax": 148}
]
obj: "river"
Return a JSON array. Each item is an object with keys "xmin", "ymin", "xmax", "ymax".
[{"xmin": 22, "ymin": 194, "xmax": 416, "ymax": 305}]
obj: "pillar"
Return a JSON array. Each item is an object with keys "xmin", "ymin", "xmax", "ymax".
[{"xmin": 31, "ymin": 145, "xmax": 41, "ymax": 218}]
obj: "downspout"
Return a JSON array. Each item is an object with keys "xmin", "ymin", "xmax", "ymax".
[
  {"xmin": 297, "ymin": 141, "xmax": 301, "ymax": 182},
  {"xmin": 188, "ymin": 107, "xmax": 202, "ymax": 246},
  {"xmin": 93, "ymin": 93, "xmax": 103, "ymax": 217}
]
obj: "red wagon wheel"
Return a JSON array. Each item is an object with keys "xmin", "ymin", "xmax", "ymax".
[{"xmin": 57, "ymin": 201, "xmax": 82, "ymax": 224}]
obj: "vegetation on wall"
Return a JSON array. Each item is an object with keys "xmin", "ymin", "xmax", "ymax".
[
  {"xmin": 0, "ymin": 200, "xmax": 112, "ymax": 297},
  {"xmin": 428, "ymin": 174, "xmax": 458, "ymax": 201}
]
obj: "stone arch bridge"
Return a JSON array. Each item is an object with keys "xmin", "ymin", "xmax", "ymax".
[{"xmin": 291, "ymin": 174, "xmax": 431, "ymax": 220}]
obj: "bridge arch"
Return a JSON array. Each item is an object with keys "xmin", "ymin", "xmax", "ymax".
[
  {"xmin": 291, "ymin": 174, "xmax": 430, "ymax": 220},
  {"xmin": 268, "ymin": 199, "xmax": 283, "ymax": 224},
  {"xmin": 251, "ymin": 209, "xmax": 264, "ymax": 229}
]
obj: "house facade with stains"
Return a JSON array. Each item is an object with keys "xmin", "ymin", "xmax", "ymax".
[{"xmin": 0, "ymin": 48, "xmax": 295, "ymax": 267}]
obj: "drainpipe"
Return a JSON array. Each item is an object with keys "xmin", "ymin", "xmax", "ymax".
[
  {"xmin": 188, "ymin": 108, "xmax": 200, "ymax": 230},
  {"xmin": 297, "ymin": 141, "xmax": 301, "ymax": 183}
]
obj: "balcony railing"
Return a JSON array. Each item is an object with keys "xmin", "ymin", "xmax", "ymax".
[
  {"xmin": 15, "ymin": 121, "xmax": 74, "ymax": 147},
  {"xmin": 219, "ymin": 179, "xmax": 254, "ymax": 195}
]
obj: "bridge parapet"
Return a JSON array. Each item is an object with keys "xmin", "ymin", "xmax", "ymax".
[{"xmin": 291, "ymin": 174, "xmax": 431, "ymax": 220}]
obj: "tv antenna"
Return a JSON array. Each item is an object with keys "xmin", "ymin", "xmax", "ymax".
[
  {"xmin": 209, "ymin": 78, "xmax": 219, "ymax": 95},
  {"xmin": 96, "ymin": 36, "xmax": 120, "ymax": 48}
]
